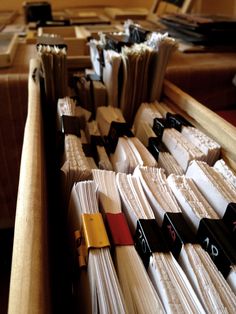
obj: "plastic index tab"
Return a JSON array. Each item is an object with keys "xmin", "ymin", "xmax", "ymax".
[
  {"xmin": 197, "ymin": 218, "xmax": 236, "ymax": 278},
  {"xmin": 166, "ymin": 112, "xmax": 192, "ymax": 131},
  {"xmin": 152, "ymin": 118, "xmax": 169, "ymax": 142},
  {"xmin": 62, "ymin": 115, "xmax": 81, "ymax": 137},
  {"xmin": 162, "ymin": 212, "xmax": 196, "ymax": 258},
  {"xmin": 135, "ymin": 219, "xmax": 169, "ymax": 268},
  {"xmin": 82, "ymin": 213, "xmax": 110, "ymax": 251},
  {"xmin": 106, "ymin": 213, "xmax": 134, "ymax": 246},
  {"xmin": 106, "ymin": 121, "xmax": 134, "ymax": 153}
]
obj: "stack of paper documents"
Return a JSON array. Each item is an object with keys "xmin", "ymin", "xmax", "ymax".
[
  {"xmin": 214, "ymin": 159, "xmax": 236, "ymax": 188},
  {"xmin": 61, "ymin": 134, "xmax": 92, "ymax": 206},
  {"xmin": 168, "ymin": 172, "xmax": 236, "ymax": 296},
  {"xmin": 92, "ymin": 169, "xmax": 165, "ymax": 313},
  {"xmin": 116, "ymin": 172, "xmax": 205, "ymax": 313},
  {"xmin": 186, "ymin": 160, "xmax": 236, "ymax": 217},
  {"xmin": 37, "ymin": 37, "xmax": 67, "ymax": 107},
  {"xmin": 134, "ymin": 166, "xmax": 236, "ymax": 311},
  {"xmin": 68, "ymin": 180, "xmax": 127, "ymax": 313},
  {"xmin": 181, "ymin": 126, "xmax": 221, "ymax": 165},
  {"xmin": 85, "ymin": 120, "xmax": 113, "ymax": 171}
]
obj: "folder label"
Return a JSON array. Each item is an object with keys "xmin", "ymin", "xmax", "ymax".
[
  {"xmin": 135, "ymin": 219, "xmax": 169, "ymax": 268},
  {"xmin": 162, "ymin": 212, "xmax": 196, "ymax": 258},
  {"xmin": 197, "ymin": 218, "xmax": 236, "ymax": 277},
  {"xmin": 106, "ymin": 213, "xmax": 134, "ymax": 246},
  {"xmin": 82, "ymin": 213, "xmax": 110, "ymax": 250}
]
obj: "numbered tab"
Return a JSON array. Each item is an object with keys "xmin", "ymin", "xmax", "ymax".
[
  {"xmin": 135, "ymin": 219, "xmax": 169, "ymax": 268},
  {"xmin": 162, "ymin": 212, "xmax": 196, "ymax": 258},
  {"xmin": 197, "ymin": 218, "xmax": 236, "ymax": 277},
  {"xmin": 223, "ymin": 203, "xmax": 236, "ymax": 240}
]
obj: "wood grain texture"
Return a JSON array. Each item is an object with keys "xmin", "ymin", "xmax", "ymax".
[{"xmin": 8, "ymin": 58, "xmax": 50, "ymax": 314}]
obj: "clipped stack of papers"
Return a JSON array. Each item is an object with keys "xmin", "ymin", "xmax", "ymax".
[
  {"xmin": 92, "ymin": 169, "xmax": 165, "ymax": 313},
  {"xmin": 68, "ymin": 180, "xmax": 127, "ymax": 313}
]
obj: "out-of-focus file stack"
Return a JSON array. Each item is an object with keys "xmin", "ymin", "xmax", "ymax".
[
  {"xmin": 85, "ymin": 120, "xmax": 113, "ymax": 171},
  {"xmin": 90, "ymin": 28, "xmax": 176, "ymax": 124},
  {"xmin": 168, "ymin": 171, "xmax": 236, "ymax": 295},
  {"xmin": 165, "ymin": 112, "xmax": 221, "ymax": 166},
  {"xmin": 134, "ymin": 166, "xmax": 236, "ymax": 311},
  {"xmin": 133, "ymin": 102, "xmax": 184, "ymax": 176},
  {"xmin": 92, "ymin": 169, "xmax": 165, "ymax": 313},
  {"xmin": 61, "ymin": 134, "xmax": 93, "ymax": 206},
  {"xmin": 116, "ymin": 172, "xmax": 206, "ymax": 313},
  {"xmin": 68, "ymin": 180, "xmax": 127, "ymax": 313},
  {"xmin": 37, "ymin": 36, "xmax": 67, "ymax": 108},
  {"xmin": 96, "ymin": 106, "xmax": 157, "ymax": 173}
]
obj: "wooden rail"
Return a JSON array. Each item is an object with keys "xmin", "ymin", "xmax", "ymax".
[{"xmin": 8, "ymin": 58, "xmax": 51, "ymax": 314}]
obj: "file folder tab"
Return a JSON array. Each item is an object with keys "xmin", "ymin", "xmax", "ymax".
[
  {"xmin": 148, "ymin": 137, "xmax": 168, "ymax": 161},
  {"xmin": 162, "ymin": 212, "xmax": 196, "ymax": 258},
  {"xmin": 106, "ymin": 121, "xmax": 134, "ymax": 153},
  {"xmin": 152, "ymin": 118, "xmax": 169, "ymax": 141},
  {"xmin": 135, "ymin": 219, "xmax": 169, "ymax": 268},
  {"xmin": 62, "ymin": 115, "xmax": 81, "ymax": 137},
  {"xmin": 223, "ymin": 202, "xmax": 236, "ymax": 238},
  {"xmin": 197, "ymin": 218, "xmax": 236, "ymax": 277},
  {"xmin": 106, "ymin": 213, "xmax": 134, "ymax": 246},
  {"xmin": 166, "ymin": 112, "xmax": 192, "ymax": 131},
  {"xmin": 82, "ymin": 213, "xmax": 110, "ymax": 250}
]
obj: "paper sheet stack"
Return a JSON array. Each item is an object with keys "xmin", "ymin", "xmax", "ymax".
[
  {"xmin": 116, "ymin": 171, "xmax": 206, "ymax": 313},
  {"xmin": 68, "ymin": 180, "xmax": 127, "ymax": 313},
  {"xmin": 167, "ymin": 172, "xmax": 236, "ymax": 297},
  {"xmin": 92, "ymin": 169, "xmax": 165, "ymax": 313},
  {"xmin": 186, "ymin": 160, "xmax": 236, "ymax": 218},
  {"xmin": 96, "ymin": 105, "xmax": 157, "ymax": 173},
  {"xmin": 181, "ymin": 126, "xmax": 221, "ymax": 166},
  {"xmin": 133, "ymin": 103, "xmax": 184, "ymax": 176},
  {"xmin": 134, "ymin": 166, "xmax": 236, "ymax": 311},
  {"xmin": 85, "ymin": 120, "xmax": 113, "ymax": 171}
]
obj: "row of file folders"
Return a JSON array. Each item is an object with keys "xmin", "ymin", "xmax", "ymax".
[{"xmin": 54, "ymin": 95, "xmax": 236, "ymax": 313}]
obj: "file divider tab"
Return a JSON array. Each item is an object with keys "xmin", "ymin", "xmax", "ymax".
[
  {"xmin": 197, "ymin": 218, "xmax": 236, "ymax": 277},
  {"xmin": 223, "ymin": 202, "xmax": 236, "ymax": 238},
  {"xmin": 162, "ymin": 212, "xmax": 196, "ymax": 258},
  {"xmin": 152, "ymin": 118, "xmax": 169, "ymax": 142},
  {"xmin": 129, "ymin": 24, "xmax": 150, "ymax": 44},
  {"xmin": 148, "ymin": 137, "xmax": 168, "ymax": 161},
  {"xmin": 62, "ymin": 115, "xmax": 81, "ymax": 137},
  {"xmin": 82, "ymin": 143, "xmax": 93, "ymax": 158},
  {"xmin": 106, "ymin": 213, "xmax": 134, "ymax": 246},
  {"xmin": 166, "ymin": 112, "xmax": 192, "ymax": 131},
  {"xmin": 135, "ymin": 219, "xmax": 169, "ymax": 268},
  {"xmin": 106, "ymin": 121, "xmax": 134, "ymax": 153},
  {"xmin": 82, "ymin": 213, "xmax": 110, "ymax": 251}
]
